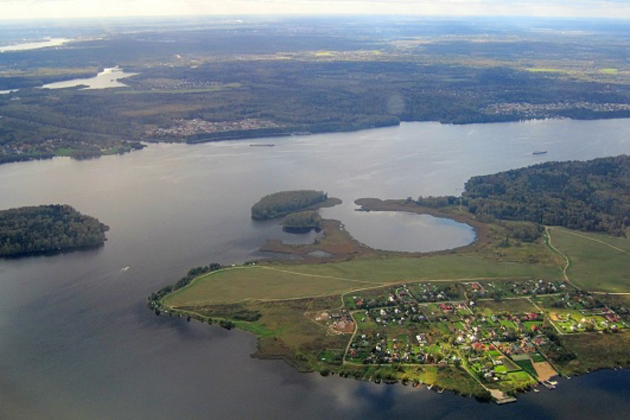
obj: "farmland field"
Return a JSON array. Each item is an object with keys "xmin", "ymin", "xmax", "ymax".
[{"xmin": 548, "ymin": 227, "xmax": 630, "ymax": 293}]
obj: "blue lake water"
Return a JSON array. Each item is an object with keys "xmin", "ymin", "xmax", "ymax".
[{"xmin": 1, "ymin": 118, "xmax": 630, "ymax": 419}]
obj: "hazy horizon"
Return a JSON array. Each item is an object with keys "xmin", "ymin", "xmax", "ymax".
[{"xmin": 1, "ymin": 0, "xmax": 629, "ymax": 21}]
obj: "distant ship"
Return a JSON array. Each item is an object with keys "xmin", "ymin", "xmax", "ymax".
[
  {"xmin": 532, "ymin": 151, "xmax": 548, "ymax": 155},
  {"xmin": 250, "ymin": 144, "xmax": 275, "ymax": 147}
]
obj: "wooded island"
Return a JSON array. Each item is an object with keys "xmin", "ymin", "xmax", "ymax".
[
  {"xmin": 0, "ymin": 204, "xmax": 109, "ymax": 257},
  {"xmin": 251, "ymin": 190, "xmax": 339, "ymax": 220}
]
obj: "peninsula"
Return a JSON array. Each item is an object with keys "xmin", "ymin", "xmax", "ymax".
[{"xmin": 149, "ymin": 156, "xmax": 630, "ymax": 403}]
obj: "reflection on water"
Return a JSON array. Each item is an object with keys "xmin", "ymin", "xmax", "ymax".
[
  {"xmin": 41, "ymin": 67, "xmax": 138, "ymax": 90},
  {"xmin": 1, "ymin": 119, "xmax": 630, "ymax": 419},
  {"xmin": 323, "ymin": 205, "xmax": 475, "ymax": 252}
]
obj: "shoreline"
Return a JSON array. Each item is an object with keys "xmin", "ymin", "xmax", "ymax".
[{"xmin": 4, "ymin": 115, "xmax": 630, "ymax": 167}]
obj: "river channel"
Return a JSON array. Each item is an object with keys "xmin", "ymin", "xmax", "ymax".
[{"xmin": 1, "ymin": 118, "xmax": 630, "ymax": 419}]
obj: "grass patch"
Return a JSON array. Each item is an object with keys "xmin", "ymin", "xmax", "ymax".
[
  {"xmin": 557, "ymin": 331, "xmax": 630, "ymax": 375},
  {"xmin": 530, "ymin": 352, "xmax": 546, "ymax": 363},
  {"xmin": 514, "ymin": 359, "xmax": 537, "ymax": 378},
  {"xmin": 165, "ymin": 255, "xmax": 560, "ymax": 306},
  {"xmin": 477, "ymin": 299, "xmax": 538, "ymax": 314},
  {"xmin": 548, "ymin": 227, "xmax": 630, "ymax": 292}
]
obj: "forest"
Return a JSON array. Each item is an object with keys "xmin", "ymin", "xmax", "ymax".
[
  {"xmin": 0, "ymin": 204, "xmax": 109, "ymax": 257},
  {"xmin": 251, "ymin": 190, "xmax": 328, "ymax": 220},
  {"xmin": 2, "ymin": 18, "xmax": 630, "ymax": 164},
  {"xmin": 418, "ymin": 155, "xmax": 630, "ymax": 236}
]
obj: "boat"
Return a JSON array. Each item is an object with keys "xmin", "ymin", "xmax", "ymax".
[
  {"xmin": 250, "ymin": 144, "xmax": 275, "ymax": 147},
  {"xmin": 532, "ymin": 151, "xmax": 548, "ymax": 155}
]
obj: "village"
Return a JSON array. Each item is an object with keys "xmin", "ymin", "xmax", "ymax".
[
  {"xmin": 145, "ymin": 118, "xmax": 284, "ymax": 139},
  {"xmin": 483, "ymin": 101, "xmax": 630, "ymax": 118},
  {"xmin": 311, "ymin": 278, "xmax": 629, "ymax": 394}
]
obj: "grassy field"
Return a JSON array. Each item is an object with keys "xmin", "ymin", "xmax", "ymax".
[
  {"xmin": 558, "ymin": 331, "xmax": 630, "ymax": 375},
  {"xmin": 548, "ymin": 227, "xmax": 630, "ymax": 293},
  {"xmin": 164, "ymin": 255, "xmax": 560, "ymax": 306}
]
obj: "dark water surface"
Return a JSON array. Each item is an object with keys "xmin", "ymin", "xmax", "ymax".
[{"xmin": 1, "ymin": 119, "xmax": 630, "ymax": 419}]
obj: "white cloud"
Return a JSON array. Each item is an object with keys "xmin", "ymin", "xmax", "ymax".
[{"xmin": 0, "ymin": 0, "xmax": 629, "ymax": 20}]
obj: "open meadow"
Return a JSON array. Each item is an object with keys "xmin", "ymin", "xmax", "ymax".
[
  {"xmin": 164, "ymin": 255, "xmax": 561, "ymax": 306},
  {"xmin": 548, "ymin": 227, "xmax": 630, "ymax": 293}
]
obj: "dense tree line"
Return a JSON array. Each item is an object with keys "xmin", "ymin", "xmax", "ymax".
[
  {"xmin": 0, "ymin": 205, "xmax": 108, "ymax": 257},
  {"xmin": 251, "ymin": 190, "xmax": 328, "ymax": 220},
  {"xmin": 148, "ymin": 263, "xmax": 223, "ymax": 303},
  {"xmin": 418, "ymin": 155, "xmax": 630, "ymax": 236}
]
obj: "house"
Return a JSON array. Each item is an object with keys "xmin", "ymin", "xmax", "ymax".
[
  {"xmin": 532, "ymin": 337, "xmax": 546, "ymax": 346},
  {"xmin": 439, "ymin": 303, "xmax": 454, "ymax": 313},
  {"xmin": 606, "ymin": 313, "xmax": 620, "ymax": 323},
  {"xmin": 472, "ymin": 342, "xmax": 485, "ymax": 351}
]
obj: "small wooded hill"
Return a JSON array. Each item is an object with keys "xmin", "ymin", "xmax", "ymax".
[
  {"xmin": 251, "ymin": 190, "xmax": 328, "ymax": 220},
  {"xmin": 0, "ymin": 204, "xmax": 109, "ymax": 257},
  {"xmin": 418, "ymin": 155, "xmax": 630, "ymax": 236}
]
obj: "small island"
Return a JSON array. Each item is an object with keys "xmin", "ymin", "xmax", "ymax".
[
  {"xmin": 150, "ymin": 156, "xmax": 630, "ymax": 403},
  {"xmin": 0, "ymin": 204, "xmax": 109, "ymax": 257},
  {"xmin": 282, "ymin": 210, "xmax": 322, "ymax": 233},
  {"xmin": 251, "ymin": 190, "xmax": 341, "ymax": 220}
]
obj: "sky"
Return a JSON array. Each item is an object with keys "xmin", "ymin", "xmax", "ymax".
[{"xmin": 1, "ymin": 0, "xmax": 630, "ymax": 20}]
